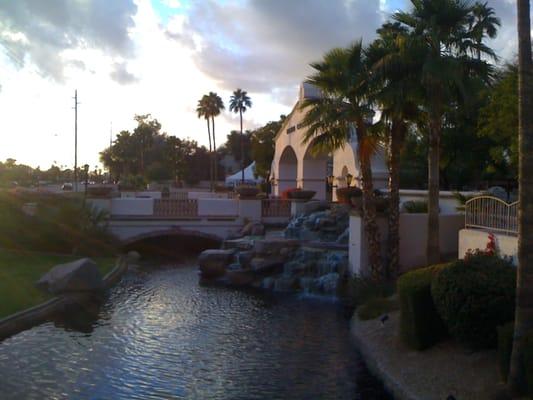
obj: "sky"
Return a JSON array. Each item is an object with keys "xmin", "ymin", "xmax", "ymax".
[{"xmin": 0, "ymin": 0, "xmax": 524, "ymax": 170}]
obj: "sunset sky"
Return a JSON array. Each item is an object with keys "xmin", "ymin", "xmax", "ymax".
[{"xmin": 0, "ymin": 0, "xmax": 524, "ymax": 169}]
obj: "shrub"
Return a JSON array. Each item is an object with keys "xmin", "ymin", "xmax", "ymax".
[
  {"xmin": 431, "ymin": 253, "xmax": 516, "ymax": 349},
  {"xmin": 397, "ymin": 263, "xmax": 449, "ymax": 350},
  {"xmin": 357, "ymin": 297, "xmax": 397, "ymax": 321},
  {"xmin": 402, "ymin": 200, "xmax": 428, "ymax": 213},
  {"xmin": 339, "ymin": 275, "xmax": 395, "ymax": 308}
]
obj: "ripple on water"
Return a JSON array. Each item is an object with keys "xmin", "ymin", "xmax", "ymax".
[{"xmin": 0, "ymin": 263, "xmax": 390, "ymax": 400}]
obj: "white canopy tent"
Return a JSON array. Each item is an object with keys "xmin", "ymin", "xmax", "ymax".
[{"xmin": 225, "ymin": 162, "xmax": 263, "ymax": 186}]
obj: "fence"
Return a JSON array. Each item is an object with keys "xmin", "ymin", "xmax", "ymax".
[
  {"xmin": 465, "ymin": 196, "xmax": 518, "ymax": 235},
  {"xmin": 154, "ymin": 199, "xmax": 198, "ymax": 218},
  {"xmin": 261, "ymin": 199, "xmax": 291, "ymax": 218}
]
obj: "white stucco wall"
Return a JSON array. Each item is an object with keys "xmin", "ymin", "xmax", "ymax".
[
  {"xmin": 349, "ymin": 213, "xmax": 464, "ymax": 276},
  {"xmin": 188, "ymin": 191, "xmax": 229, "ymax": 200},
  {"xmin": 458, "ymin": 229, "xmax": 517, "ymax": 265}
]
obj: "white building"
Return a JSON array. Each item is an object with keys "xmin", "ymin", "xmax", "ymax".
[{"xmin": 270, "ymin": 83, "xmax": 388, "ymax": 200}]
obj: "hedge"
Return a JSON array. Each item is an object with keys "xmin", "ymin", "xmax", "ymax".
[
  {"xmin": 397, "ymin": 263, "xmax": 449, "ymax": 350},
  {"xmin": 431, "ymin": 253, "xmax": 515, "ymax": 349}
]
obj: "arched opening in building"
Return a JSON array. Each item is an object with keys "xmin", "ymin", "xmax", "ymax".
[
  {"xmin": 302, "ymin": 143, "xmax": 330, "ymax": 201},
  {"xmin": 277, "ymin": 146, "xmax": 298, "ymax": 196}
]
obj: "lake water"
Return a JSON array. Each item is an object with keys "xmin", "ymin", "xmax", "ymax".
[{"xmin": 0, "ymin": 261, "xmax": 390, "ymax": 399}]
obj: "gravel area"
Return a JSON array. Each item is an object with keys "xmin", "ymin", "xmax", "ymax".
[{"xmin": 351, "ymin": 310, "xmax": 505, "ymax": 400}]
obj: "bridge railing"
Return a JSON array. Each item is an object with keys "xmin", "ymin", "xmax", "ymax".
[
  {"xmin": 154, "ymin": 199, "xmax": 198, "ymax": 218},
  {"xmin": 465, "ymin": 196, "xmax": 518, "ymax": 235},
  {"xmin": 261, "ymin": 199, "xmax": 291, "ymax": 218}
]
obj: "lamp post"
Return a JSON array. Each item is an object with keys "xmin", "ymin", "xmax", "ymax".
[{"xmin": 345, "ymin": 173, "xmax": 353, "ymax": 187}]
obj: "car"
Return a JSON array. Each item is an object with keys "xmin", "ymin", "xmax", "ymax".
[{"xmin": 61, "ymin": 183, "xmax": 73, "ymax": 191}]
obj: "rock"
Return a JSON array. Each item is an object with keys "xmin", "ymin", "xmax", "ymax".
[
  {"xmin": 226, "ymin": 268, "xmax": 254, "ymax": 287},
  {"xmin": 261, "ymin": 277, "xmax": 275, "ymax": 290},
  {"xmin": 36, "ymin": 258, "xmax": 104, "ymax": 295},
  {"xmin": 298, "ymin": 228, "xmax": 321, "ymax": 241},
  {"xmin": 237, "ymin": 250, "xmax": 255, "ymax": 268},
  {"xmin": 299, "ymin": 277, "xmax": 320, "ymax": 293},
  {"xmin": 273, "ymin": 276, "xmax": 298, "ymax": 292},
  {"xmin": 223, "ymin": 238, "xmax": 254, "ymax": 251},
  {"xmin": 240, "ymin": 222, "xmax": 266, "ymax": 237},
  {"xmin": 198, "ymin": 249, "xmax": 235, "ymax": 279},
  {"xmin": 253, "ymin": 239, "xmax": 299, "ymax": 256},
  {"xmin": 283, "ymin": 260, "xmax": 315, "ymax": 277},
  {"xmin": 250, "ymin": 257, "xmax": 284, "ymax": 274},
  {"xmin": 336, "ymin": 228, "xmax": 349, "ymax": 244},
  {"xmin": 303, "ymin": 200, "xmax": 330, "ymax": 215},
  {"xmin": 317, "ymin": 273, "xmax": 340, "ymax": 295},
  {"xmin": 127, "ymin": 250, "xmax": 141, "ymax": 261}
]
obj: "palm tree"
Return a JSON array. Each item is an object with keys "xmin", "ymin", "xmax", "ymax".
[
  {"xmin": 207, "ymin": 92, "xmax": 225, "ymax": 184},
  {"xmin": 470, "ymin": 2, "xmax": 501, "ymax": 60},
  {"xmin": 508, "ymin": 0, "xmax": 533, "ymax": 395},
  {"xmin": 367, "ymin": 22, "xmax": 421, "ymax": 278},
  {"xmin": 393, "ymin": 0, "xmax": 496, "ymax": 265},
  {"xmin": 229, "ymin": 89, "xmax": 252, "ymax": 184},
  {"xmin": 196, "ymin": 94, "xmax": 213, "ymax": 189},
  {"xmin": 300, "ymin": 41, "xmax": 383, "ymax": 281}
]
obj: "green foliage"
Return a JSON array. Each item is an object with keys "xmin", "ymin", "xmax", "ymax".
[
  {"xmin": 397, "ymin": 263, "xmax": 449, "ymax": 350},
  {"xmin": 497, "ymin": 322, "xmax": 514, "ymax": 381},
  {"xmin": 250, "ymin": 117, "xmax": 285, "ymax": 179},
  {"xmin": 357, "ymin": 297, "xmax": 398, "ymax": 321},
  {"xmin": 0, "ymin": 191, "xmax": 118, "ymax": 256},
  {"xmin": 339, "ymin": 275, "xmax": 395, "ymax": 309},
  {"xmin": 431, "ymin": 254, "xmax": 516, "ymax": 349},
  {"xmin": 0, "ymin": 248, "xmax": 115, "ymax": 318},
  {"xmin": 402, "ymin": 200, "xmax": 428, "ymax": 213},
  {"xmin": 118, "ymin": 175, "xmax": 146, "ymax": 191}
]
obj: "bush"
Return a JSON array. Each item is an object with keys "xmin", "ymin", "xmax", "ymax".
[
  {"xmin": 402, "ymin": 200, "xmax": 428, "ymax": 213},
  {"xmin": 398, "ymin": 263, "xmax": 449, "ymax": 350},
  {"xmin": 431, "ymin": 253, "xmax": 516, "ymax": 349},
  {"xmin": 357, "ymin": 297, "xmax": 397, "ymax": 321},
  {"xmin": 339, "ymin": 275, "xmax": 395, "ymax": 308}
]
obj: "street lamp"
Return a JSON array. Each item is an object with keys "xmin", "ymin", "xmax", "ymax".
[
  {"xmin": 327, "ymin": 174, "xmax": 337, "ymax": 188},
  {"xmin": 345, "ymin": 173, "xmax": 353, "ymax": 187}
]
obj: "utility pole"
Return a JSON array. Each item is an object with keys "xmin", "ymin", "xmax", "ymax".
[{"xmin": 73, "ymin": 90, "xmax": 79, "ymax": 192}]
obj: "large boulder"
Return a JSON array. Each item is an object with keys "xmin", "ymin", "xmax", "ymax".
[
  {"xmin": 303, "ymin": 200, "xmax": 330, "ymax": 215},
  {"xmin": 253, "ymin": 239, "xmax": 299, "ymax": 256},
  {"xmin": 223, "ymin": 238, "xmax": 254, "ymax": 251},
  {"xmin": 240, "ymin": 222, "xmax": 266, "ymax": 237},
  {"xmin": 317, "ymin": 273, "xmax": 341, "ymax": 295},
  {"xmin": 226, "ymin": 268, "xmax": 254, "ymax": 287},
  {"xmin": 250, "ymin": 257, "xmax": 284, "ymax": 274},
  {"xmin": 36, "ymin": 258, "xmax": 104, "ymax": 295},
  {"xmin": 273, "ymin": 276, "xmax": 298, "ymax": 292},
  {"xmin": 198, "ymin": 249, "xmax": 235, "ymax": 279}
]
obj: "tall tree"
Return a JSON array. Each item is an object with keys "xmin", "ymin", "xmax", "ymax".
[
  {"xmin": 196, "ymin": 94, "xmax": 214, "ymax": 189},
  {"xmin": 508, "ymin": 0, "xmax": 533, "ymax": 395},
  {"xmin": 229, "ymin": 89, "xmax": 252, "ymax": 184},
  {"xmin": 469, "ymin": 1, "xmax": 501, "ymax": 60},
  {"xmin": 394, "ymin": 0, "xmax": 496, "ymax": 265},
  {"xmin": 367, "ymin": 22, "xmax": 421, "ymax": 278},
  {"xmin": 207, "ymin": 92, "xmax": 225, "ymax": 182},
  {"xmin": 300, "ymin": 41, "xmax": 383, "ymax": 281}
]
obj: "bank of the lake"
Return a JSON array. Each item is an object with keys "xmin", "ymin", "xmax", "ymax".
[
  {"xmin": 351, "ymin": 310, "xmax": 503, "ymax": 400},
  {"xmin": 0, "ymin": 249, "xmax": 115, "ymax": 318},
  {"xmin": 0, "ymin": 262, "xmax": 390, "ymax": 400}
]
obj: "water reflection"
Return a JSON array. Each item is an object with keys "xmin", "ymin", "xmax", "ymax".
[{"xmin": 0, "ymin": 262, "xmax": 389, "ymax": 400}]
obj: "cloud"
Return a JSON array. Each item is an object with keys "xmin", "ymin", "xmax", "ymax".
[
  {"xmin": 178, "ymin": 0, "xmax": 383, "ymax": 97},
  {"xmin": 110, "ymin": 62, "xmax": 139, "ymax": 85},
  {"xmin": 0, "ymin": 0, "xmax": 138, "ymax": 81}
]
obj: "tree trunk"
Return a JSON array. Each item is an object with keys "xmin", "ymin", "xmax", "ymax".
[
  {"xmin": 206, "ymin": 118, "xmax": 213, "ymax": 191},
  {"xmin": 427, "ymin": 111, "xmax": 441, "ymax": 265},
  {"xmin": 508, "ymin": 0, "xmax": 533, "ymax": 395},
  {"xmin": 356, "ymin": 119, "xmax": 383, "ymax": 281},
  {"xmin": 240, "ymin": 109, "xmax": 244, "ymax": 184},
  {"xmin": 212, "ymin": 116, "xmax": 218, "ymax": 187},
  {"xmin": 388, "ymin": 120, "xmax": 405, "ymax": 279}
]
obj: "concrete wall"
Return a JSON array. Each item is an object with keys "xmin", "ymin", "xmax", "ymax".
[
  {"xmin": 198, "ymin": 198, "xmax": 239, "ymax": 217},
  {"xmin": 188, "ymin": 191, "xmax": 229, "ymax": 200},
  {"xmin": 349, "ymin": 213, "xmax": 464, "ymax": 276},
  {"xmin": 458, "ymin": 229, "xmax": 517, "ymax": 265},
  {"xmin": 111, "ymin": 198, "xmax": 154, "ymax": 216}
]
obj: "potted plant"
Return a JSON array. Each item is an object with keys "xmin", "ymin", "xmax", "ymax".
[
  {"xmin": 336, "ymin": 187, "xmax": 362, "ymax": 205},
  {"xmin": 236, "ymin": 185, "xmax": 260, "ymax": 199},
  {"xmin": 288, "ymin": 189, "xmax": 316, "ymax": 201}
]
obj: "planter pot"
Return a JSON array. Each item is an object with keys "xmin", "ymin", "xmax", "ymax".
[
  {"xmin": 237, "ymin": 186, "xmax": 260, "ymax": 199},
  {"xmin": 336, "ymin": 187, "xmax": 363, "ymax": 204},
  {"xmin": 288, "ymin": 190, "xmax": 316, "ymax": 201}
]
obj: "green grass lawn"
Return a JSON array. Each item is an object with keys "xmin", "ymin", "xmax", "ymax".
[{"xmin": 0, "ymin": 249, "xmax": 116, "ymax": 319}]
